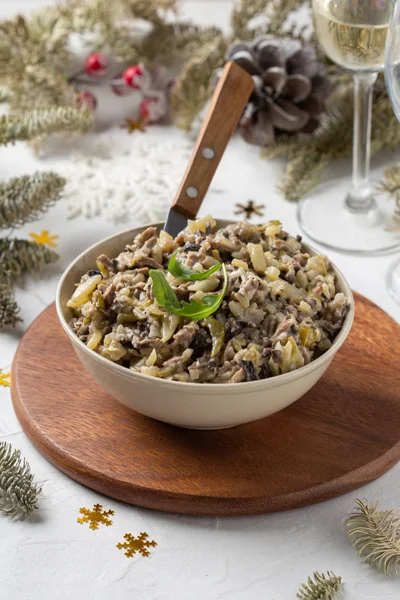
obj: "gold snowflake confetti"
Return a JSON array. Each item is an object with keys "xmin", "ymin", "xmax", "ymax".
[
  {"xmin": 0, "ymin": 370, "xmax": 10, "ymax": 387},
  {"xmin": 234, "ymin": 200, "xmax": 265, "ymax": 220},
  {"xmin": 29, "ymin": 230, "xmax": 59, "ymax": 247},
  {"xmin": 117, "ymin": 532, "xmax": 157, "ymax": 558},
  {"xmin": 121, "ymin": 118, "xmax": 147, "ymax": 134},
  {"xmin": 77, "ymin": 503, "xmax": 115, "ymax": 530}
]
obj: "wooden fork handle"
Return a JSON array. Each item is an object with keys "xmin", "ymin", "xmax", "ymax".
[{"xmin": 170, "ymin": 61, "xmax": 254, "ymax": 220}]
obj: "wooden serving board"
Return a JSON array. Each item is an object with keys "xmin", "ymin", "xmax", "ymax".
[{"xmin": 11, "ymin": 294, "xmax": 400, "ymax": 516}]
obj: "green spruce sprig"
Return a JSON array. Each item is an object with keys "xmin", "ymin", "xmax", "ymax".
[
  {"xmin": 0, "ymin": 441, "xmax": 41, "ymax": 519},
  {"xmin": 0, "ymin": 283, "xmax": 21, "ymax": 328},
  {"xmin": 0, "ymin": 172, "xmax": 66, "ymax": 231},
  {"xmin": 347, "ymin": 499, "xmax": 400, "ymax": 576},
  {"xmin": 296, "ymin": 571, "xmax": 342, "ymax": 600}
]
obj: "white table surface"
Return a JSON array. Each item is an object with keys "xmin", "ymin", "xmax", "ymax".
[{"xmin": 1, "ymin": 2, "xmax": 400, "ymax": 599}]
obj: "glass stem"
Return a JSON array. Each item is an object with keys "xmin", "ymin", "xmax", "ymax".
[{"xmin": 345, "ymin": 71, "xmax": 378, "ymax": 213}]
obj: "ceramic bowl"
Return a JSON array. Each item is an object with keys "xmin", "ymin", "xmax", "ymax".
[{"xmin": 56, "ymin": 220, "xmax": 354, "ymax": 430}]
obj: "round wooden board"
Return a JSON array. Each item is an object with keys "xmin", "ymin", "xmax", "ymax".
[{"xmin": 11, "ymin": 294, "xmax": 400, "ymax": 516}]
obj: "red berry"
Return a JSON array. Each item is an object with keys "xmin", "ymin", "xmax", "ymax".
[
  {"xmin": 84, "ymin": 53, "xmax": 108, "ymax": 77},
  {"xmin": 76, "ymin": 90, "xmax": 97, "ymax": 110},
  {"xmin": 123, "ymin": 65, "xmax": 145, "ymax": 89}
]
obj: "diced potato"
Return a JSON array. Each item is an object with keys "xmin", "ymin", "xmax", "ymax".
[
  {"xmin": 229, "ymin": 300, "xmax": 244, "ymax": 317},
  {"xmin": 299, "ymin": 300, "xmax": 312, "ymax": 314},
  {"xmin": 236, "ymin": 292, "xmax": 250, "ymax": 309},
  {"xmin": 232, "ymin": 258, "xmax": 248, "ymax": 270},
  {"xmin": 159, "ymin": 230, "xmax": 175, "ymax": 253},
  {"xmin": 186, "ymin": 214, "xmax": 216, "ymax": 233},
  {"xmin": 188, "ymin": 278, "xmax": 219, "ymax": 292},
  {"xmin": 265, "ymin": 220, "xmax": 282, "ymax": 236},
  {"xmin": 67, "ymin": 274, "xmax": 102, "ymax": 308},
  {"xmin": 247, "ymin": 243, "xmax": 267, "ymax": 273},
  {"xmin": 265, "ymin": 266, "xmax": 280, "ymax": 281}
]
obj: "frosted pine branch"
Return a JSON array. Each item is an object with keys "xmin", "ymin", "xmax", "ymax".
[
  {"xmin": 0, "ymin": 283, "xmax": 21, "ymax": 328},
  {"xmin": 0, "ymin": 238, "xmax": 58, "ymax": 284},
  {"xmin": 0, "ymin": 172, "xmax": 66, "ymax": 231},
  {"xmin": 0, "ymin": 106, "xmax": 94, "ymax": 145},
  {"xmin": 0, "ymin": 441, "xmax": 41, "ymax": 519}
]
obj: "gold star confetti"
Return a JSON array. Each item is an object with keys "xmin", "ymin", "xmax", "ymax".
[
  {"xmin": 120, "ymin": 118, "xmax": 147, "ymax": 134},
  {"xmin": 29, "ymin": 230, "xmax": 59, "ymax": 247},
  {"xmin": 117, "ymin": 532, "xmax": 157, "ymax": 558},
  {"xmin": 234, "ymin": 200, "xmax": 265, "ymax": 220},
  {"xmin": 0, "ymin": 370, "xmax": 10, "ymax": 387},
  {"xmin": 77, "ymin": 503, "xmax": 115, "ymax": 530}
]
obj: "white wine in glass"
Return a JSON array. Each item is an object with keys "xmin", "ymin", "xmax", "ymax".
[
  {"xmin": 297, "ymin": 0, "xmax": 400, "ymax": 255},
  {"xmin": 385, "ymin": 0, "xmax": 400, "ymax": 303}
]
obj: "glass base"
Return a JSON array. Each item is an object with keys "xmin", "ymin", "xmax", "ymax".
[
  {"xmin": 387, "ymin": 256, "xmax": 400, "ymax": 304},
  {"xmin": 297, "ymin": 180, "xmax": 400, "ymax": 256}
]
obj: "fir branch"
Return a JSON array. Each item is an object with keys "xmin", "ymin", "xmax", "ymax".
[
  {"xmin": 296, "ymin": 571, "xmax": 342, "ymax": 600},
  {"xmin": 378, "ymin": 163, "xmax": 400, "ymax": 231},
  {"xmin": 347, "ymin": 499, "xmax": 400, "ymax": 576},
  {"xmin": 0, "ymin": 441, "xmax": 40, "ymax": 519},
  {"xmin": 171, "ymin": 35, "xmax": 227, "ymax": 132},
  {"xmin": 274, "ymin": 86, "xmax": 400, "ymax": 201},
  {"xmin": 231, "ymin": 0, "xmax": 310, "ymax": 41},
  {"xmin": 0, "ymin": 283, "xmax": 21, "ymax": 328},
  {"xmin": 0, "ymin": 172, "xmax": 66, "ymax": 231},
  {"xmin": 0, "ymin": 106, "xmax": 94, "ymax": 146},
  {"xmin": 0, "ymin": 238, "xmax": 58, "ymax": 284},
  {"xmin": 231, "ymin": 0, "xmax": 273, "ymax": 41}
]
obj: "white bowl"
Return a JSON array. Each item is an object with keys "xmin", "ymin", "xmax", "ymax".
[{"xmin": 56, "ymin": 220, "xmax": 354, "ymax": 429}]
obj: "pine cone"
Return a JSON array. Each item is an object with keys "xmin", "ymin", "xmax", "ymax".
[{"xmin": 227, "ymin": 37, "xmax": 332, "ymax": 146}]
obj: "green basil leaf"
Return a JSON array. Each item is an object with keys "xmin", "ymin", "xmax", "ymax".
[
  {"xmin": 168, "ymin": 250, "xmax": 221, "ymax": 281},
  {"xmin": 149, "ymin": 264, "xmax": 228, "ymax": 320},
  {"xmin": 148, "ymin": 269, "xmax": 181, "ymax": 311}
]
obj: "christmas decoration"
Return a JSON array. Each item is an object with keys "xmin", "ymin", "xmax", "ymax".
[
  {"xmin": 0, "ymin": 108, "xmax": 93, "ymax": 146},
  {"xmin": 0, "ymin": 286, "xmax": 21, "ymax": 329},
  {"xmin": 76, "ymin": 90, "xmax": 97, "ymax": 110},
  {"xmin": 117, "ymin": 532, "xmax": 157, "ymax": 558},
  {"xmin": 140, "ymin": 93, "xmax": 168, "ymax": 123},
  {"xmin": 77, "ymin": 503, "xmax": 115, "ymax": 530},
  {"xmin": 0, "ymin": 173, "xmax": 65, "ymax": 231},
  {"xmin": 123, "ymin": 64, "xmax": 151, "ymax": 90},
  {"xmin": 29, "ymin": 230, "xmax": 59, "ymax": 248},
  {"xmin": 0, "ymin": 441, "xmax": 41, "ymax": 519},
  {"xmin": 296, "ymin": 571, "xmax": 342, "ymax": 600},
  {"xmin": 63, "ymin": 131, "xmax": 191, "ymax": 221},
  {"xmin": 347, "ymin": 499, "xmax": 400, "ymax": 576},
  {"xmin": 121, "ymin": 117, "xmax": 147, "ymax": 134},
  {"xmin": 0, "ymin": 113, "xmax": 66, "ymax": 328},
  {"xmin": 84, "ymin": 52, "xmax": 108, "ymax": 78},
  {"xmin": 234, "ymin": 200, "xmax": 265, "ymax": 219},
  {"xmin": 0, "ymin": 240, "xmax": 58, "ymax": 284},
  {"xmin": 0, "ymin": 369, "xmax": 10, "ymax": 387},
  {"xmin": 227, "ymin": 37, "xmax": 332, "ymax": 145}
]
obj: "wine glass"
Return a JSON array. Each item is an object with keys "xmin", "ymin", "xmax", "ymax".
[
  {"xmin": 385, "ymin": 0, "xmax": 400, "ymax": 304},
  {"xmin": 297, "ymin": 0, "xmax": 400, "ymax": 255}
]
